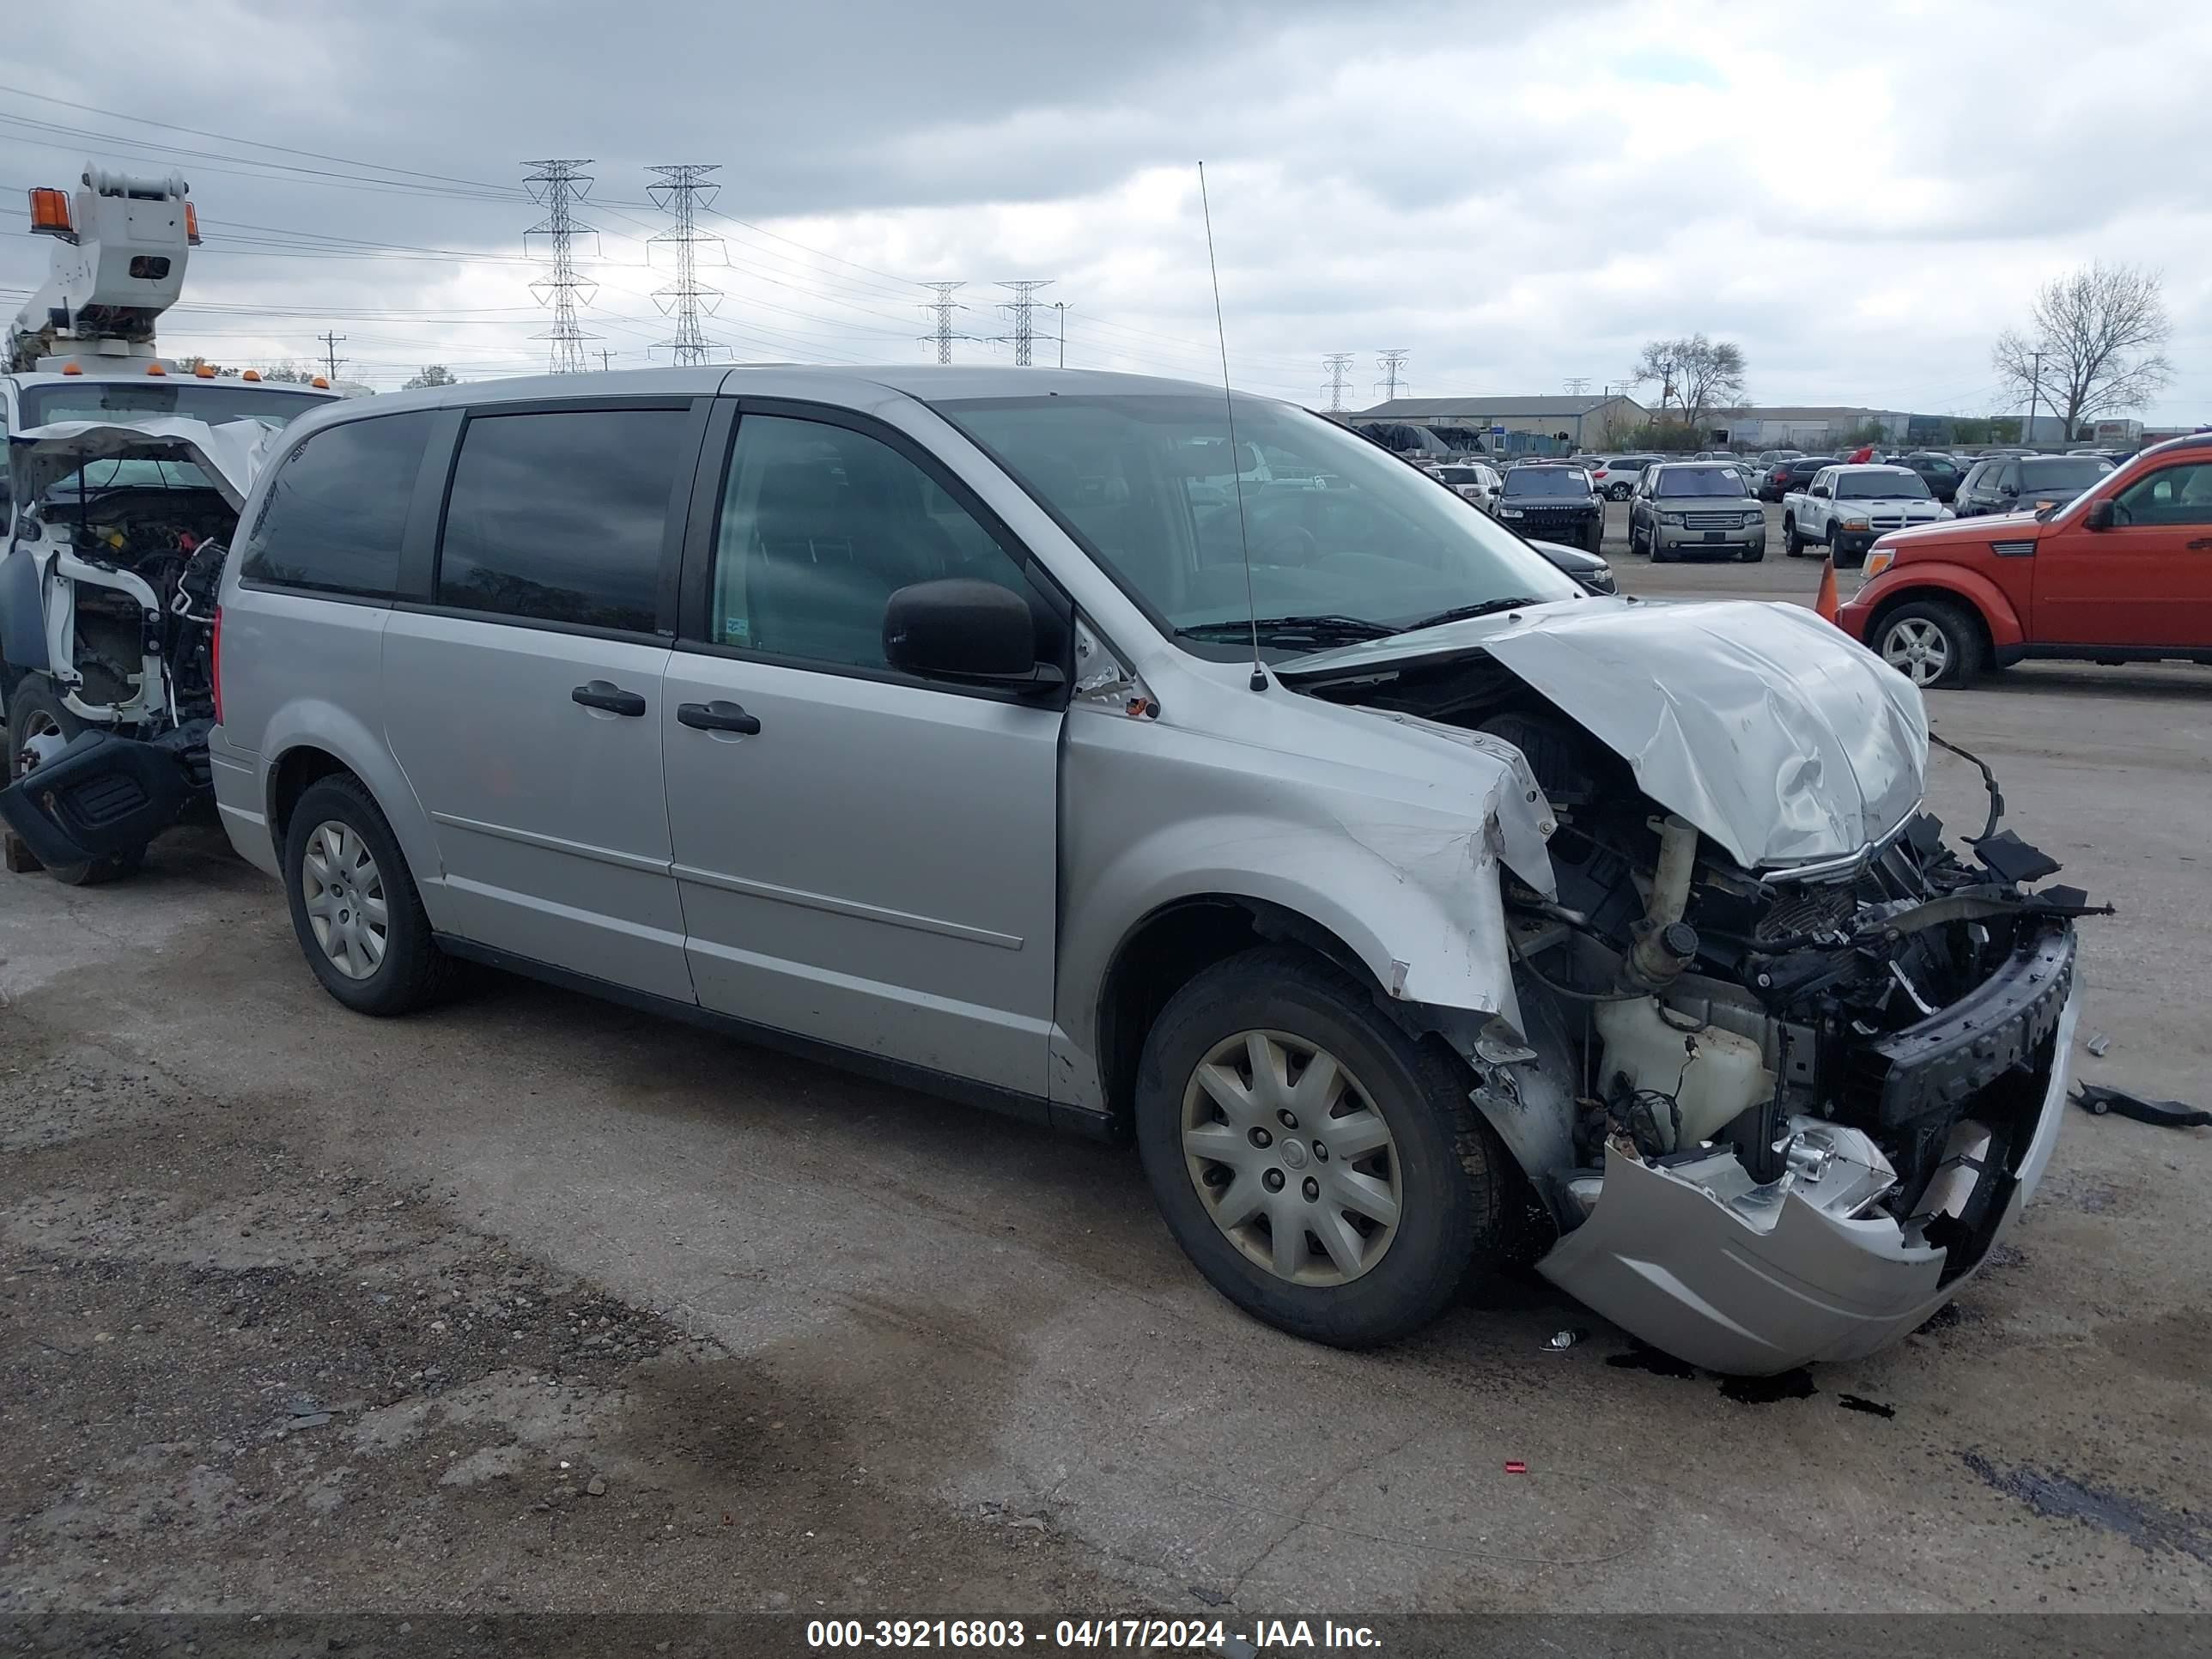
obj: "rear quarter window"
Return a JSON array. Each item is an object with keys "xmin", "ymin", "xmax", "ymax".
[{"xmin": 240, "ymin": 411, "xmax": 435, "ymax": 598}]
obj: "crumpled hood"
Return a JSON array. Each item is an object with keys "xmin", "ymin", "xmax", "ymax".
[
  {"xmin": 9, "ymin": 416, "xmax": 277, "ymax": 508},
  {"xmin": 1282, "ymin": 599, "xmax": 1929, "ymax": 869}
]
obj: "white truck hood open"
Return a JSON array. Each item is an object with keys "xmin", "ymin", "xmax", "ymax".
[
  {"xmin": 1279, "ymin": 599, "xmax": 1929, "ymax": 870},
  {"xmin": 9, "ymin": 416, "xmax": 277, "ymax": 509}
]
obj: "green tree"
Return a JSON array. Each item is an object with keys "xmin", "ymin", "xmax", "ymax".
[{"xmin": 404, "ymin": 364, "xmax": 457, "ymax": 390}]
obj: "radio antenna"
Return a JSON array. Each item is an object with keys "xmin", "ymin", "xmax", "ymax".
[{"xmin": 1197, "ymin": 161, "xmax": 1266, "ymax": 693}]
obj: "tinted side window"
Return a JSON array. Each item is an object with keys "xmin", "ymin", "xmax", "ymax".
[
  {"xmin": 242, "ymin": 411, "xmax": 434, "ymax": 597},
  {"xmin": 435, "ymin": 408, "xmax": 688, "ymax": 634},
  {"xmin": 708, "ymin": 414, "xmax": 1037, "ymax": 672}
]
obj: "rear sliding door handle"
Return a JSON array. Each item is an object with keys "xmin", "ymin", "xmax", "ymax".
[
  {"xmin": 2188, "ymin": 538, "xmax": 2212, "ymax": 551},
  {"xmin": 572, "ymin": 680, "xmax": 647, "ymax": 717},
  {"xmin": 677, "ymin": 699, "xmax": 763, "ymax": 735}
]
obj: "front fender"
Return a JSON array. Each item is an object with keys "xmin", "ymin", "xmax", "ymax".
[
  {"xmin": 1055, "ymin": 706, "xmax": 1552, "ymax": 1112},
  {"xmin": 1849, "ymin": 562, "xmax": 2024, "ymax": 649},
  {"xmin": 0, "ymin": 546, "xmax": 49, "ymax": 672}
]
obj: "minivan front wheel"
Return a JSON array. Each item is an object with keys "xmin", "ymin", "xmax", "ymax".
[
  {"xmin": 1134, "ymin": 946, "xmax": 1509, "ymax": 1347},
  {"xmin": 283, "ymin": 775, "xmax": 449, "ymax": 1015}
]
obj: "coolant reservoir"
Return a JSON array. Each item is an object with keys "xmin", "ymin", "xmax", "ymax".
[{"xmin": 1593, "ymin": 997, "xmax": 1776, "ymax": 1152}]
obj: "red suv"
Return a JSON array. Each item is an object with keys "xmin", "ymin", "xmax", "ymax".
[{"xmin": 1836, "ymin": 433, "xmax": 2212, "ymax": 686}]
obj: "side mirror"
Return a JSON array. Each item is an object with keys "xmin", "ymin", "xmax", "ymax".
[
  {"xmin": 884, "ymin": 578, "xmax": 1061, "ymax": 694},
  {"xmin": 2084, "ymin": 498, "xmax": 2117, "ymax": 532},
  {"xmin": 1811, "ymin": 485, "xmax": 1830, "ymax": 499}
]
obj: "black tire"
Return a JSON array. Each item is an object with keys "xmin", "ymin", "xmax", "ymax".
[
  {"xmin": 282, "ymin": 774, "xmax": 451, "ymax": 1016},
  {"xmin": 1583, "ymin": 520, "xmax": 1604, "ymax": 554},
  {"xmin": 1607, "ymin": 483, "xmax": 1629, "ymax": 501},
  {"xmin": 1133, "ymin": 945, "xmax": 1510, "ymax": 1348},
  {"xmin": 1874, "ymin": 597, "xmax": 1985, "ymax": 689},
  {"xmin": 1783, "ymin": 516, "xmax": 1804, "ymax": 557},
  {"xmin": 3, "ymin": 674, "xmax": 147, "ymax": 885},
  {"xmin": 1741, "ymin": 541, "xmax": 1765, "ymax": 562}
]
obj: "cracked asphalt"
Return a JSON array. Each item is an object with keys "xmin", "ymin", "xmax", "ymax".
[{"xmin": 3, "ymin": 551, "xmax": 2209, "ymax": 1618}]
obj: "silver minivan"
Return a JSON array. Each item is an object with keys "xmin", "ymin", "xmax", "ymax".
[{"xmin": 11, "ymin": 366, "xmax": 2086, "ymax": 1374}]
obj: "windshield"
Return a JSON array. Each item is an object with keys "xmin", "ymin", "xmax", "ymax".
[
  {"xmin": 2021, "ymin": 457, "xmax": 2112, "ymax": 490},
  {"xmin": 933, "ymin": 392, "xmax": 1581, "ymax": 651},
  {"xmin": 1500, "ymin": 467, "xmax": 1591, "ymax": 498},
  {"xmin": 1653, "ymin": 466, "xmax": 1752, "ymax": 498},
  {"xmin": 40, "ymin": 456, "xmax": 217, "ymax": 498},
  {"xmin": 1435, "ymin": 465, "xmax": 1486, "ymax": 484},
  {"xmin": 19, "ymin": 380, "xmax": 334, "ymax": 431},
  {"xmin": 1838, "ymin": 471, "xmax": 1931, "ymax": 500}
]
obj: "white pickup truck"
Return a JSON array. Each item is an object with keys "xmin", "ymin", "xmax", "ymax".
[{"xmin": 1782, "ymin": 463, "xmax": 1951, "ymax": 567}]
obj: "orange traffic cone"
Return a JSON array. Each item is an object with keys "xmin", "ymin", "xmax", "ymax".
[{"xmin": 1814, "ymin": 555, "xmax": 1839, "ymax": 623}]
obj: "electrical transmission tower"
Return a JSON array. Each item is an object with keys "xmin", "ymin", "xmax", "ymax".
[
  {"xmin": 646, "ymin": 163, "xmax": 726, "ymax": 366},
  {"xmin": 919, "ymin": 282, "xmax": 968, "ymax": 363},
  {"xmin": 1563, "ymin": 376, "xmax": 1590, "ymax": 396},
  {"xmin": 522, "ymin": 159, "xmax": 600, "ymax": 374},
  {"xmin": 1322, "ymin": 352, "xmax": 1354, "ymax": 412},
  {"xmin": 1375, "ymin": 349, "xmax": 1410, "ymax": 400},
  {"xmin": 997, "ymin": 281, "xmax": 1054, "ymax": 366}
]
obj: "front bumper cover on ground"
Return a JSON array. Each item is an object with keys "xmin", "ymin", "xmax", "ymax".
[
  {"xmin": 0, "ymin": 729, "xmax": 203, "ymax": 867},
  {"xmin": 1536, "ymin": 939, "xmax": 2080, "ymax": 1375}
]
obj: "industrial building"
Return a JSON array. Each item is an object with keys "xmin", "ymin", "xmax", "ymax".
[{"xmin": 1353, "ymin": 393, "xmax": 1648, "ymax": 456}]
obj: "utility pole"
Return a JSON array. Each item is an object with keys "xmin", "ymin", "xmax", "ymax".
[
  {"xmin": 647, "ymin": 163, "xmax": 726, "ymax": 366},
  {"xmin": 1322, "ymin": 352, "xmax": 1353, "ymax": 412},
  {"xmin": 597, "ymin": 349, "xmax": 615, "ymax": 371},
  {"xmin": 1054, "ymin": 301, "xmax": 1068, "ymax": 368},
  {"xmin": 316, "ymin": 331, "xmax": 347, "ymax": 383},
  {"xmin": 2024, "ymin": 348, "xmax": 2044, "ymax": 444},
  {"xmin": 1375, "ymin": 349, "xmax": 1410, "ymax": 401},
  {"xmin": 997, "ymin": 281, "xmax": 1053, "ymax": 366},
  {"xmin": 522, "ymin": 159, "xmax": 600, "ymax": 374},
  {"xmin": 919, "ymin": 282, "xmax": 967, "ymax": 364}
]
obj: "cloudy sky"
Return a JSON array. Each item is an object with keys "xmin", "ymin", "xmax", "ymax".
[{"xmin": 3, "ymin": 0, "xmax": 2204, "ymax": 422}]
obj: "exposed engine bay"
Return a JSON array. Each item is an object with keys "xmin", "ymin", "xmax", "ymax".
[
  {"xmin": 1298, "ymin": 624, "xmax": 2098, "ymax": 1373},
  {"xmin": 33, "ymin": 469, "xmax": 231, "ymax": 728}
]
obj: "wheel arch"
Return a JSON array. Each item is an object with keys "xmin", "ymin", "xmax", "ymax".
[
  {"xmin": 258, "ymin": 706, "xmax": 446, "ymax": 923},
  {"xmin": 1860, "ymin": 566, "xmax": 2021, "ymax": 652}
]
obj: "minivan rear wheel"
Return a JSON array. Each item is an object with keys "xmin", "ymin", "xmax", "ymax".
[
  {"xmin": 283, "ymin": 775, "xmax": 450, "ymax": 1016},
  {"xmin": 1134, "ymin": 945, "xmax": 1510, "ymax": 1347}
]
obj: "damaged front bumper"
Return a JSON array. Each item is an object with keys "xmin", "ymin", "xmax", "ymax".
[
  {"xmin": 1536, "ymin": 933, "xmax": 2079, "ymax": 1376},
  {"xmin": 0, "ymin": 727, "xmax": 208, "ymax": 868}
]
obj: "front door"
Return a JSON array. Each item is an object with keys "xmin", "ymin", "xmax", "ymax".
[
  {"xmin": 660, "ymin": 405, "xmax": 1064, "ymax": 1097},
  {"xmin": 380, "ymin": 400, "xmax": 703, "ymax": 1002},
  {"xmin": 2033, "ymin": 459, "xmax": 2212, "ymax": 648}
]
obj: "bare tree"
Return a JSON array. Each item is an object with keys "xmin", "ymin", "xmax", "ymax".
[
  {"xmin": 1992, "ymin": 263, "xmax": 2172, "ymax": 439},
  {"xmin": 1632, "ymin": 334, "xmax": 1747, "ymax": 434},
  {"xmin": 403, "ymin": 364, "xmax": 458, "ymax": 390}
]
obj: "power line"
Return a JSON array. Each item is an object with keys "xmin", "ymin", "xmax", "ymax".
[
  {"xmin": 920, "ymin": 281, "xmax": 968, "ymax": 364},
  {"xmin": 998, "ymin": 281, "xmax": 1053, "ymax": 367},
  {"xmin": 1375, "ymin": 349, "xmax": 1410, "ymax": 401},
  {"xmin": 522, "ymin": 158, "xmax": 599, "ymax": 375},
  {"xmin": 1322, "ymin": 352, "xmax": 1353, "ymax": 412},
  {"xmin": 646, "ymin": 163, "xmax": 726, "ymax": 367},
  {"xmin": 317, "ymin": 331, "xmax": 347, "ymax": 382}
]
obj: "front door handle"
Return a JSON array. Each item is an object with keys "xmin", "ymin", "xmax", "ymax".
[
  {"xmin": 2189, "ymin": 538, "xmax": 2212, "ymax": 551},
  {"xmin": 677, "ymin": 699, "xmax": 762, "ymax": 735},
  {"xmin": 572, "ymin": 680, "xmax": 647, "ymax": 717}
]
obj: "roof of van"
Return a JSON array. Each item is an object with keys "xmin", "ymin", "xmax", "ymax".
[{"xmin": 344, "ymin": 364, "xmax": 1231, "ymax": 419}]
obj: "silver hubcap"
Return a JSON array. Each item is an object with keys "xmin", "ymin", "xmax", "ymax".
[
  {"xmin": 15, "ymin": 710, "xmax": 66, "ymax": 776},
  {"xmin": 1881, "ymin": 617, "xmax": 1951, "ymax": 685},
  {"xmin": 1180, "ymin": 1030, "xmax": 1402, "ymax": 1286},
  {"xmin": 301, "ymin": 820, "xmax": 388, "ymax": 980}
]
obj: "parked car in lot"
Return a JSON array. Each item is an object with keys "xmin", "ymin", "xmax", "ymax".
[
  {"xmin": 1626, "ymin": 461, "xmax": 1767, "ymax": 562},
  {"xmin": 1895, "ymin": 452, "xmax": 1966, "ymax": 502},
  {"xmin": 1523, "ymin": 535, "xmax": 1616, "ymax": 594},
  {"xmin": 1433, "ymin": 460, "xmax": 1503, "ymax": 509},
  {"xmin": 1759, "ymin": 453, "xmax": 1830, "ymax": 503},
  {"xmin": 1753, "ymin": 447, "xmax": 1805, "ymax": 469},
  {"xmin": 1782, "ymin": 464, "xmax": 1951, "ymax": 565},
  {"xmin": 1492, "ymin": 463, "xmax": 1605, "ymax": 550},
  {"xmin": 1954, "ymin": 453, "xmax": 2114, "ymax": 519},
  {"xmin": 1, "ymin": 365, "xmax": 2089, "ymax": 1376},
  {"xmin": 1585, "ymin": 453, "xmax": 1662, "ymax": 501},
  {"xmin": 1838, "ymin": 431, "xmax": 2212, "ymax": 687}
]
